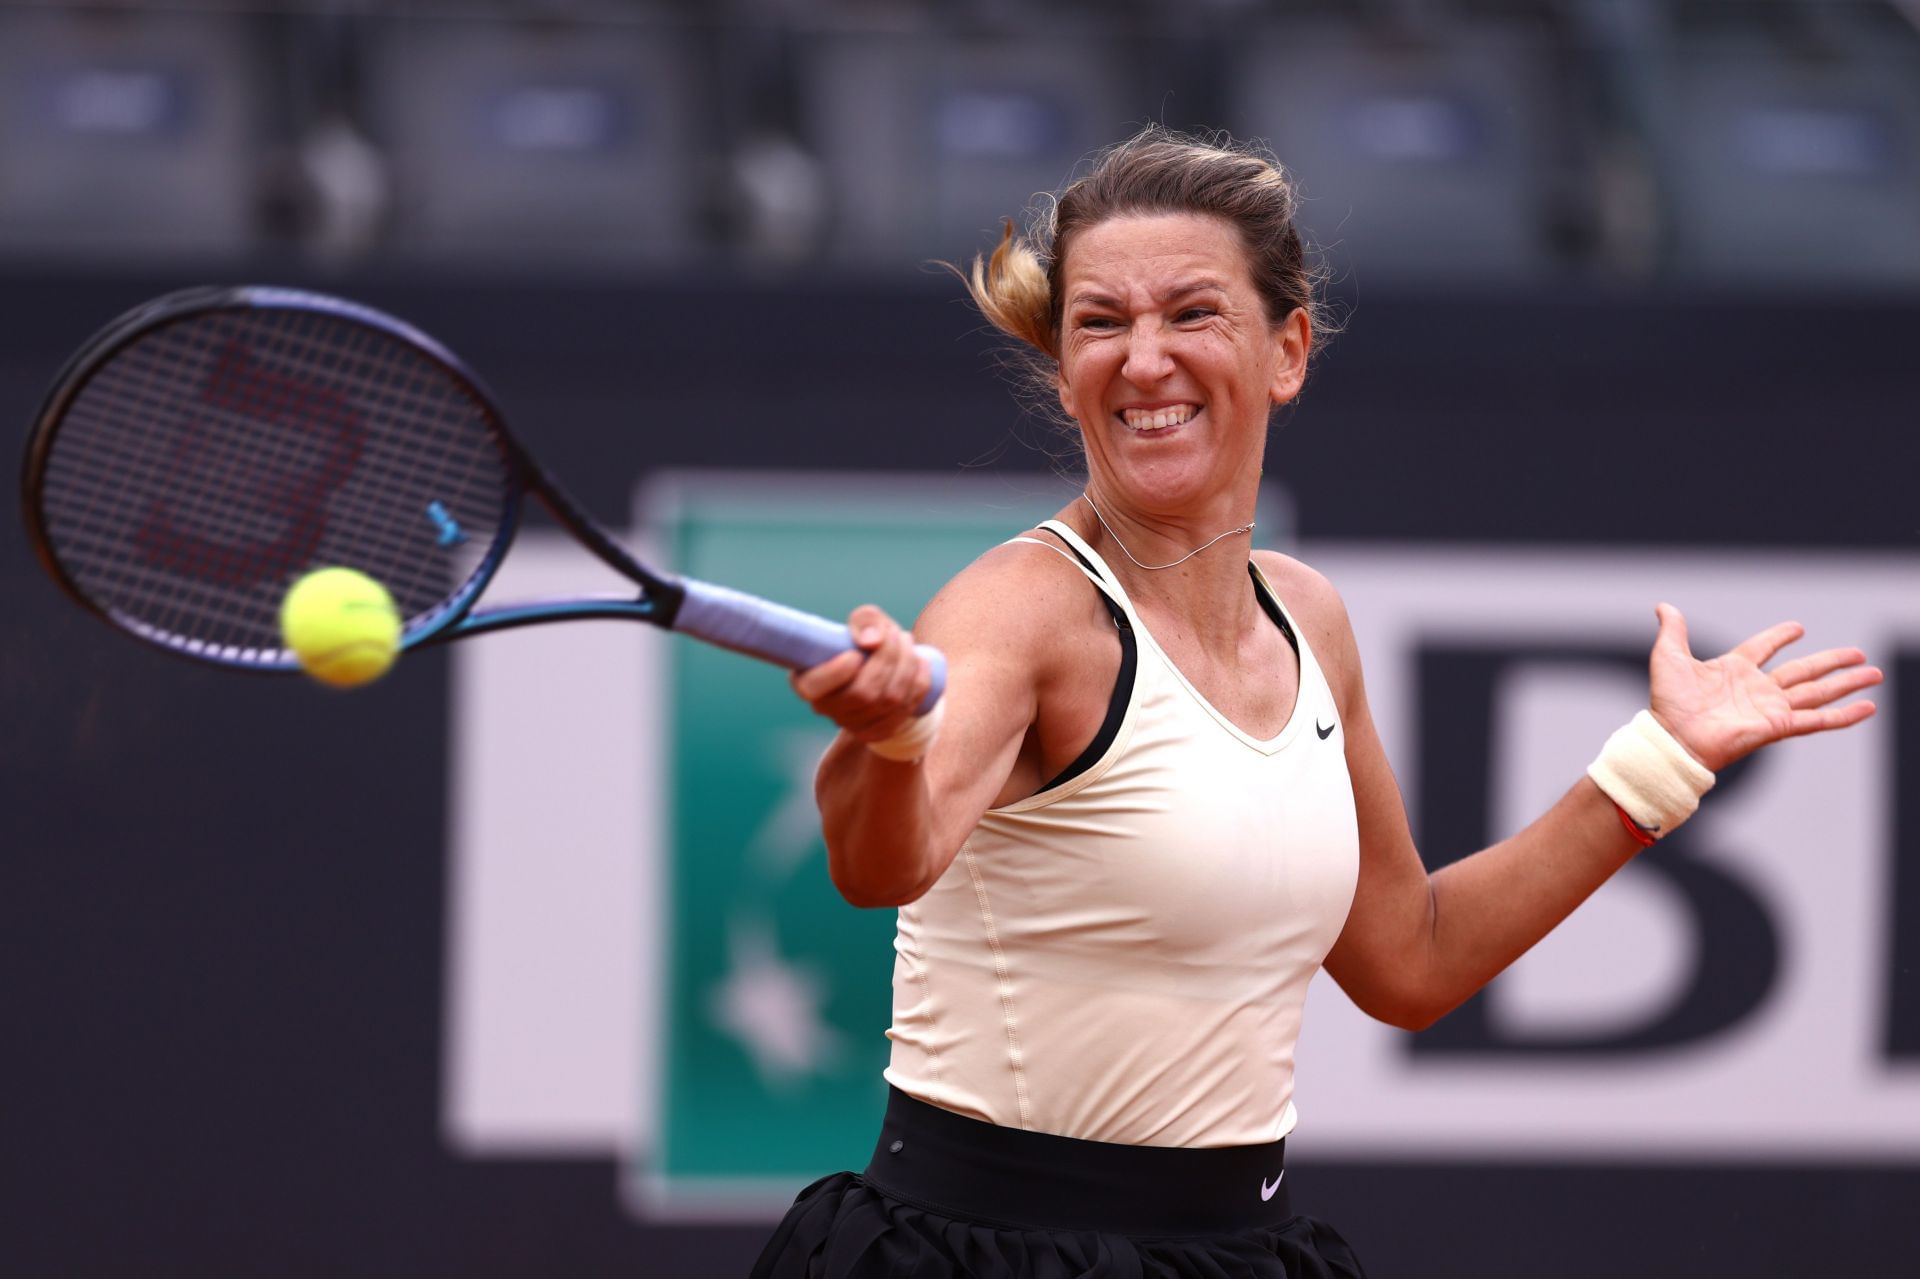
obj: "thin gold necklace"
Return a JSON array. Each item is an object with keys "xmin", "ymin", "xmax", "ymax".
[{"xmin": 1081, "ymin": 493, "xmax": 1254, "ymax": 571}]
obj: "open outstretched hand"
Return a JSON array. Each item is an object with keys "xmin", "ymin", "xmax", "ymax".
[{"xmin": 1647, "ymin": 603, "xmax": 1882, "ymax": 773}]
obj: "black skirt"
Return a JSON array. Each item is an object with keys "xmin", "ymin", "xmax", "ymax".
[{"xmin": 750, "ymin": 1087, "xmax": 1367, "ymax": 1278}]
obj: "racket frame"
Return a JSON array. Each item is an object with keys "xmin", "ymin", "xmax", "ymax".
[
  {"xmin": 21, "ymin": 285, "xmax": 690, "ymax": 671},
  {"xmin": 21, "ymin": 286, "xmax": 943, "ymax": 712}
]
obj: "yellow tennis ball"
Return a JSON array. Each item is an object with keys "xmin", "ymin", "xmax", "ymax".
[{"xmin": 279, "ymin": 567, "xmax": 402, "ymax": 688}]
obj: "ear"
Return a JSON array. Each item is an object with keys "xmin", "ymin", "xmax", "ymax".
[
  {"xmin": 1267, "ymin": 307, "xmax": 1312, "ymax": 407},
  {"xmin": 1056, "ymin": 361, "xmax": 1075, "ymax": 421}
]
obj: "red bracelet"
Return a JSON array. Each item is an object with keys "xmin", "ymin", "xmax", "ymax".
[{"xmin": 1614, "ymin": 802, "xmax": 1659, "ymax": 848}]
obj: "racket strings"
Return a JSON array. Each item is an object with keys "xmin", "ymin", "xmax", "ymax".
[{"xmin": 38, "ymin": 306, "xmax": 513, "ymax": 662}]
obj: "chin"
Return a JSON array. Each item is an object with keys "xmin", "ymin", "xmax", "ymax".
[{"xmin": 1104, "ymin": 464, "xmax": 1232, "ymax": 514}]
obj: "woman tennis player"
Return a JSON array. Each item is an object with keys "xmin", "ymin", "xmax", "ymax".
[{"xmin": 754, "ymin": 127, "xmax": 1882, "ymax": 1278}]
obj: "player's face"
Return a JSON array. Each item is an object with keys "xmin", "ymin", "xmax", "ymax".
[{"xmin": 1055, "ymin": 213, "xmax": 1308, "ymax": 517}]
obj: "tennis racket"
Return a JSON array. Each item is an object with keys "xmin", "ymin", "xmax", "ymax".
[{"xmin": 20, "ymin": 285, "xmax": 946, "ymax": 710}]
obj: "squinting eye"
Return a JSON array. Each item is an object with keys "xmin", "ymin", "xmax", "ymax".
[
  {"xmin": 1078, "ymin": 316, "xmax": 1120, "ymax": 331},
  {"xmin": 1177, "ymin": 307, "xmax": 1216, "ymax": 322}
]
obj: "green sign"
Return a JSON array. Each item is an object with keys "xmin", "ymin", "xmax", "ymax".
[{"xmin": 633, "ymin": 474, "xmax": 1067, "ymax": 1216}]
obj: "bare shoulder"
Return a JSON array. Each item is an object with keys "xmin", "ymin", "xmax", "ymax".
[
  {"xmin": 916, "ymin": 532, "xmax": 1123, "ymax": 803},
  {"xmin": 1253, "ymin": 550, "xmax": 1363, "ymax": 698},
  {"xmin": 1252, "ymin": 550, "xmax": 1352, "ymax": 635},
  {"xmin": 914, "ymin": 532, "xmax": 1112, "ymax": 664}
]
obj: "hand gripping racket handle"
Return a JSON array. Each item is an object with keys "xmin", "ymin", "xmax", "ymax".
[{"xmin": 674, "ymin": 579, "xmax": 947, "ymax": 715}]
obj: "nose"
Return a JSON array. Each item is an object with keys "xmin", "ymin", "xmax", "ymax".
[{"xmin": 1120, "ymin": 320, "xmax": 1174, "ymax": 385}]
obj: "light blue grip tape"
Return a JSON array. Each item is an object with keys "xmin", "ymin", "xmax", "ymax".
[{"xmin": 674, "ymin": 578, "xmax": 947, "ymax": 715}]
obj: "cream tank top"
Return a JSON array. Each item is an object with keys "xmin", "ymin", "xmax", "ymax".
[{"xmin": 883, "ymin": 521, "xmax": 1360, "ymax": 1149}]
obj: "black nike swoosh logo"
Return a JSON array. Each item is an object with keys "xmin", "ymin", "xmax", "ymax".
[{"xmin": 1317, "ymin": 720, "xmax": 1335, "ymax": 740}]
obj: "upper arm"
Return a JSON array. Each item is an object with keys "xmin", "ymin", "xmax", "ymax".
[
  {"xmin": 1255, "ymin": 553, "xmax": 1436, "ymax": 1026},
  {"xmin": 908, "ymin": 548, "xmax": 1047, "ymax": 841},
  {"xmin": 851, "ymin": 539, "xmax": 1109, "ymax": 867}
]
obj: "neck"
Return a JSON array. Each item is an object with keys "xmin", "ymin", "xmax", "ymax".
[
  {"xmin": 1080, "ymin": 492, "xmax": 1254, "ymax": 572},
  {"xmin": 1067, "ymin": 489, "xmax": 1263, "ymax": 646}
]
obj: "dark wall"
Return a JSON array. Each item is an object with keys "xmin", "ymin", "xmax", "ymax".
[
  {"xmin": 5, "ymin": 269, "xmax": 1917, "ymax": 1279},
  {"xmin": 8, "ymin": 267, "xmax": 1918, "ymax": 549}
]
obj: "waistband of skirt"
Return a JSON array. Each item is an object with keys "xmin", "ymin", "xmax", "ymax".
[{"xmin": 860, "ymin": 1086, "xmax": 1294, "ymax": 1236}]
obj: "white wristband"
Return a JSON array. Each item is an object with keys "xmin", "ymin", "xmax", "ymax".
[
  {"xmin": 1586, "ymin": 710, "xmax": 1716, "ymax": 840},
  {"xmin": 865, "ymin": 700, "xmax": 944, "ymax": 763}
]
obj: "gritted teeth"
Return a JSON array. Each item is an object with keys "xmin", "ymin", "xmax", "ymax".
[{"xmin": 1120, "ymin": 404, "xmax": 1198, "ymax": 431}]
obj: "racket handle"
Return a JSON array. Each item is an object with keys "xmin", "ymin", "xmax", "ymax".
[{"xmin": 675, "ymin": 579, "xmax": 947, "ymax": 715}]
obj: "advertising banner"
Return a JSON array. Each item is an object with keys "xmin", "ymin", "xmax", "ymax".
[{"xmin": 438, "ymin": 474, "xmax": 1919, "ymax": 1222}]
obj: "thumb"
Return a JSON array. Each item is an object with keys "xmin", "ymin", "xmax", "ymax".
[
  {"xmin": 1652, "ymin": 601, "xmax": 1692, "ymax": 659},
  {"xmin": 846, "ymin": 603, "xmax": 893, "ymax": 651}
]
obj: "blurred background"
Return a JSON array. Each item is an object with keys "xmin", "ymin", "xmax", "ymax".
[{"xmin": 4, "ymin": 0, "xmax": 1918, "ymax": 1276}]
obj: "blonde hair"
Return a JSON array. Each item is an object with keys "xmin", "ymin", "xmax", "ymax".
[{"xmin": 953, "ymin": 126, "xmax": 1331, "ymax": 404}]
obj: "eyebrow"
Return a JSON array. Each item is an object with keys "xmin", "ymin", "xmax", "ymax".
[{"xmin": 1064, "ymin": 278, "xmax": 1231, "ymax": 310}]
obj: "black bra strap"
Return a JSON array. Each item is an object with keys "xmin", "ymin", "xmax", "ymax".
[
  {"xmin": 1033, "ymin": 529, "xmax": 1136, "ymax": 793},
  {"xmin": 1248, "ymin": 562, "xmax": 1300, "ymax": 656}
]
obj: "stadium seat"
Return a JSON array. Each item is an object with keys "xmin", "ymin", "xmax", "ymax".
[
  {"xmin": 793, "ymin": 18, "xmax": 1147, "ymax": 261},
  {"xmin": 357, "ymin": 11, "xmax": 704, "ymax": 265},
  {"xmin": 1653, "ymin": 30, "xmax": 1920, "ymax": 286},
  {"xmin": 1228, "ymin": 19, "xmax": 1565, "ymax": 285},
  {"xmin": 0, "ymin": 8, "xmax": 262, "ymax": 259}
]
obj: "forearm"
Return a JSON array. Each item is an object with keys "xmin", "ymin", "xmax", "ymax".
[
  {"xmin": 1322, "ymin": 585, "xmax": 1875, "ymax": 1034},
  {"xmin": 1413, "ymin": 777, "xmax": 1644, "ymax": 1026},
  {"xmin": 816, "ymin": 733, "xmax": 943, "ymax": 908},
  {"xmin": 796, "ymin": 548, "xmax": 1081, "ymax": 910}
]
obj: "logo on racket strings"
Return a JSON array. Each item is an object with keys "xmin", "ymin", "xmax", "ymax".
[
  {"xmin": 133, "ymin": 340, "xmax": 367, "ymax": 588},
  {"xmin": 427, "ymin": 501, "xmax": 466, "ymax": 547}
]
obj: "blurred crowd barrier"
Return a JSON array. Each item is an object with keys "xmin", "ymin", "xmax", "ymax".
[{"xmin": 0, "ymin": 0, "xmax": 1916, "ymax": 287}]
